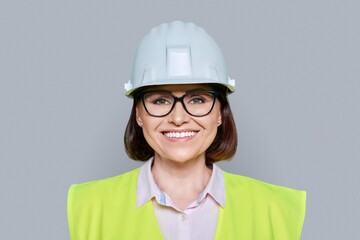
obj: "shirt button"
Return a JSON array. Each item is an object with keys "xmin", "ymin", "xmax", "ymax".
[{"xmin": 180, "ymin": 214, "xmax": 186, "ymax": 221}]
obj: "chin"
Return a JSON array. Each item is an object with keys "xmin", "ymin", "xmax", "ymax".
[{"xmin": 161, "ymin": 150, "xmax": 205, "ymax": 164}]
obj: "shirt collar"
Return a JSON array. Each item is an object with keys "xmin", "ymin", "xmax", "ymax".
[{"xmin": 136, "ymin": 158, "xmax": 225, "ymax": 208}]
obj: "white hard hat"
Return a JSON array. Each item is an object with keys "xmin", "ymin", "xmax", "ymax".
[{"xmin": 124, "ymin": 21, "xmax": 235, "ymax": 97}]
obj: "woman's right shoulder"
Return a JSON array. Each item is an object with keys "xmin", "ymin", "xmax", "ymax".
[{"xmin": 68, "ymin": 168, "xmax": 140, "ymax": 199}]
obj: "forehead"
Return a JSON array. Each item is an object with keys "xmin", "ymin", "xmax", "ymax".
[{"xmin": 142, "ymin": 84, "xmax": 214, "ymax": 93}]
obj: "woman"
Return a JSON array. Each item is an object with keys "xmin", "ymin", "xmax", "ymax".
[{"xmin": 68, "ymin": 21, "xmax": 306, "ymax": 240}]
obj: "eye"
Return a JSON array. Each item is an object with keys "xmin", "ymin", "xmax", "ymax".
[
  {"xmin": 152, "ymin": 98, "xmax": 172, "ymax": 105},
  {"xmin": 186, "ymin": 92, "xmax": 214, "ymax": 105},
  {"xmin": 188, "ymin": 97, "xmax": 206, "ymax": 104},
  {"xmin": 144, "ymin": 92, "xmax": 173, "ymax": 105}
]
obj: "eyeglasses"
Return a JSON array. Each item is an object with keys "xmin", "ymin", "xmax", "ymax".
[{"xmin": 140, "ymin": 90, "xmax": 219, "ymax": 117}]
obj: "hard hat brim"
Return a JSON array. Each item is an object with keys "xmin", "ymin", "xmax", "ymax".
[{"xmin": 125, "ymin": 79, "xmax": 235, "ymax": 98}]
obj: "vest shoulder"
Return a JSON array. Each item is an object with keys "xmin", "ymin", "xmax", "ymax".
[
  {"xmin": 219, "ymin": 172, "xmax": 306, "ymax": 239},
  {"xmin": 223, "ymin": 171, "xmax": 306, "ymax": 201},
  {"xmin": 68, "ymin": 168, "xmax": 140, "ymax": 200},
  {"xmin": 67, "ymin": 167, "xmax": 164, "ymax": 239}
]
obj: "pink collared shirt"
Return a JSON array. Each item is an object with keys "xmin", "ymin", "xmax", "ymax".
[{"xmin": 137, "ymin": 159, "xmax": 225, "ymax": 240}]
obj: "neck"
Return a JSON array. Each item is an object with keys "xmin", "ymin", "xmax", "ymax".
[{"xmin": 151, "ymin": 154, "xmax": 212, "ymax": 210}]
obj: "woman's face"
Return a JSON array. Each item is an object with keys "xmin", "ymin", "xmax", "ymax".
[{"xmin": 135, "ymin": 84, "xmax": 222, "ymax": 165}]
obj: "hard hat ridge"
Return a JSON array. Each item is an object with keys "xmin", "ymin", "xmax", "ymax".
[{"xmin": 125, "ymin": 21, "xmax": 235, "ymax": 97}]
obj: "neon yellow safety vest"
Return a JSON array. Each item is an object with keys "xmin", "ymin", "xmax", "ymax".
[{"xmin": 68, "ymin": 168, "xmax": 306, "ymax": 239}]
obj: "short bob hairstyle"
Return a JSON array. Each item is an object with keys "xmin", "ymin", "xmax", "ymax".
[{"xmin": 124, "ymin": 84, "xmax": 237, "ymax": 165}]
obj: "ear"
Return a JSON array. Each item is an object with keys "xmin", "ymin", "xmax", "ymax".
[
  {"xmin": 217, "ymin": 110, "xmax": 222, "ymax": 126},
  {"xmin": 135, "ymin": 106, "xmax": 143, "ymax": 127}
]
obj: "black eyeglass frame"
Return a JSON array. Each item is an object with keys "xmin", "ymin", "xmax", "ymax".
[{"xmin": 140, "ymin": 90, "xmax": 219, "ymax": 117}]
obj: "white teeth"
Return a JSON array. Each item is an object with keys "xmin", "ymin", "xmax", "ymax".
[{"xmin": 163, "ymin": 131, "xmax": 197, "ymax": 138}]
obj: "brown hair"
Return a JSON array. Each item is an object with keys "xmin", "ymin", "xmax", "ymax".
[{"xmin": 124, "ymin": 85, "xmax": 237, "ymax": 164}]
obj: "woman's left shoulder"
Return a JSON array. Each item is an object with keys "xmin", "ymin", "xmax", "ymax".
[
  {"xmin": 222, "ymin": 171, "xmax": 306, "ymax": 203},
  {"xmin": 219, "ymin": 171, "xmax": 306, "ymax": 239}
]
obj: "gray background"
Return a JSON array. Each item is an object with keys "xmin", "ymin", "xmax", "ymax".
[{"xmin": 1, "ymin": 0, "xmax": 359, "ymax": 239}]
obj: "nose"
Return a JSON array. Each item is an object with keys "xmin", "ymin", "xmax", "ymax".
[{"xmin": 168, "ymin": 101, "xmax": 190, "ymax": 125}]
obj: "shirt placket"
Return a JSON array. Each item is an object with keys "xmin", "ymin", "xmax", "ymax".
[{"xmin": 178, "ymin": 212, "xmax": 190, "ymax": 240}]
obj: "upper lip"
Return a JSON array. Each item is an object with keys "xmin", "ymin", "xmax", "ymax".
[{"xmin": 161, "ymin": 129, "xmax": 199, "ymax": 133}]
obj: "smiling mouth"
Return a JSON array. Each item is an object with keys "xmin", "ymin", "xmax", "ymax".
[{"xmin": 163, "ymin": 131, "xmax": 198, "ymax": 138}]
